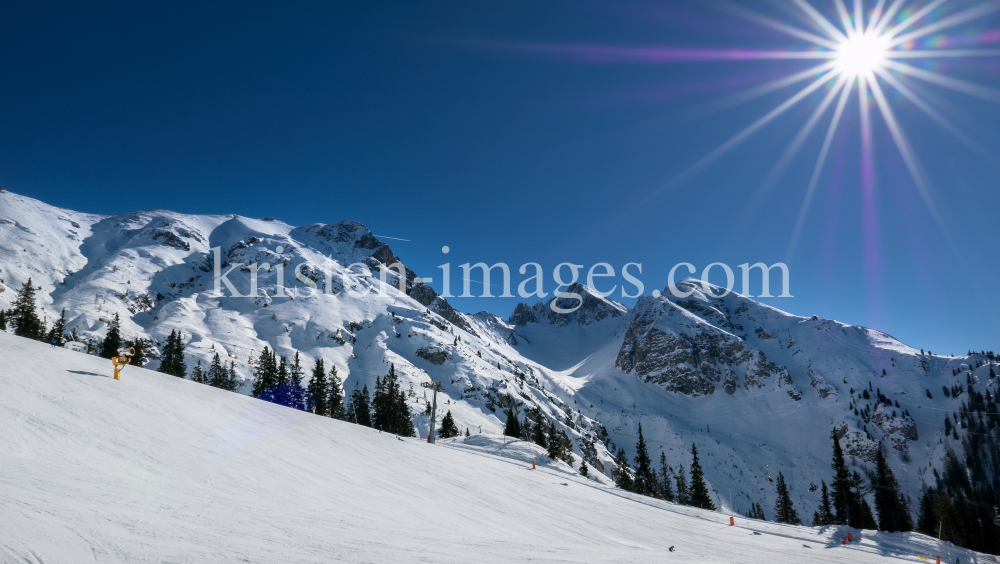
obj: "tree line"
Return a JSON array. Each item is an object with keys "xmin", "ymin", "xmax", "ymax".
[
  {"xmin": 503, "ymin": 406, "xmax": 576, "ymax": 466},
  {"xmin": 913, "ymin": 372, "xmax": 1000, "ymax": 554},
  {"xmin": 1, "ymin": 279, "xmax": 150, "ymax": 363},
  {"xmin": 611, "ymin": 422, "xmax": 717, "ymax": 510},
  {"xmin": 258, "ymin": 355, "xmax": 417, "ymax": 437}
]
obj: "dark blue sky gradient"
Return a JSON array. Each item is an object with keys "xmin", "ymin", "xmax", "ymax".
[{"xmin": 2, "ymin": 1, "xmax": 998, "ymax": 354}]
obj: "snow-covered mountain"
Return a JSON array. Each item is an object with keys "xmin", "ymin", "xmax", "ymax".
[{"xmin": 1, "ymin": 188, "xmax": 996, "ymax": 523}]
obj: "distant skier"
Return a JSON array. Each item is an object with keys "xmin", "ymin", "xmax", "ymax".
[{"xmin": 50, "ymin": 338, "xmax": 56, "ymax": 348}]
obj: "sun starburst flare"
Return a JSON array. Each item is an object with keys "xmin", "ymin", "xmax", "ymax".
[
  {"xmin": 470, "ymin": 0, "xmax": 1000, "ymax": 275},
  {"xmin": 650, "ymin": 0, "xmax": 1000, "ymax": 261}
]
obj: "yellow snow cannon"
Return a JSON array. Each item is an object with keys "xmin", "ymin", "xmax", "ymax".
[{"xmin": 111, "ymin": 347, "xmax": 135, "ymax": 381}]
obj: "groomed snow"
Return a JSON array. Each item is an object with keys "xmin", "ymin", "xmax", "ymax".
[{"xmin": 0, "ymin": 332, "xmax": 985, "ymax": 563}]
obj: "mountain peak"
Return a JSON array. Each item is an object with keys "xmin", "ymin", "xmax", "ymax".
[{"xmin": 510, "ymin": 283, "xmax": 627, "ymax": 327}]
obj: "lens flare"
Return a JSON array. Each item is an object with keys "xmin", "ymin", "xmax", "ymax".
[{"xmin": 836, "ymin": 32, "xmax": 889, "ymax": 75}]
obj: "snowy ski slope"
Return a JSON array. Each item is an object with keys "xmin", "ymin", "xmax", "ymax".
[{"xmin": 0, "ymin": 332, "xmax": 990, "ymax": 563}]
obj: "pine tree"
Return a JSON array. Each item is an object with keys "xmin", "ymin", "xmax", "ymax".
[
  {"xmin": 675, "ymin": 464, "xmax": 690, "ymax": 505},
  {"xmin": 658, "ymin": 451, "xmax": 675, "ymax": 501},
  {"xmin": 814, "ymin": 481, "xmax": 835, "ymax": 525},
  {"xmin": 521, "ymin": 416, "xmax": 532, "ymax": 442},
  {"xmin": 542, "ymin": 422, "xmax": 569, "ymax": 460},
  {"xmin": 276, "ymin": 355, "xmax": 290, "ymax": 388},
  {"xmin": 858, "ymin": 497, "xmax": 879, "ymax": 530},
  {"xmin": 370, "ymin": 364, "xmax": 414, "ymax": 435},
  {"xmin": 688, "ymin": 443, "xmax": 716, "ymax": 510},
  {"xmin": 207, "ymin": 353, "xmax": 226, "ymax": 389},
  {"xmin": 128, "ymin": 338, "xmax": 147, "ymax": 367},
  {"xmin": 916, "ymin": 489, "xmax": 938, "ymax": 536},
  {"xmin": 773, "ymin": 472, "xmax": 802, "ymax": 524},
  {"xmin": 10, "ymin": 279, "xmax": 43, "ymax": 340},
  {"xmin": 346, "ymin": 384, "xmax": 372, "ymax": 426},
  {"xmin": 438, "ymin": 410, "xmax": 459, "ymax": 438},
  {"xmin": 557, "ymin": 430, "xmax": 574, "ymax": 466},
  {"xmin": 287, "ymin": 352, "xmax": 306, "ymax": 410},
  {"xmin": 358, "ymin": 384, "xmax": 372, "ymax": 426},
  {"xmin": 830, "ymin": 431, "xmax": 860, "ymax": 526},
  {"xmin": 170, "ymin": 331, "xmax": 187, "ymax": 377},
  {"xmin": 308, "ymin": 359, "xmax": 328, "ymax": 415},
  {"xmin": 251, "ymin": 347, "xmax": 278, "ymax": 399},
  {"xmin": 157, "ymin": 330, "xmax": 187, "ymax": 378},
  {"xmin": 157, "ymin": 330, "xmax": 176, "ymax": 376},
  {"xmin": 612, "ymin": 448, "xmax": 634, "ymax": 491},
  {"xmin": 546, "ymin": 421, "xmax": 562, "ymax": 459},
  {"xmin": 191, "ymin": 360, "xmax": 209, "ymax": 384},
  {"xmin": 532, "ymin": 414, "xmax": 548, "ymax": 448},
  {"xmin": 372, "ymin": 376, "xmax": 385, "ymax": 428},
  {"xmin": 579, "ymin": 459, "xmax": 589, "ymax": 477},
  {"xmin": 0, "ymin": 308, "xmax": 7, "ymax": 331},
  {"xmin": 503, "ymin": 408, "xmax": 521, "ymax": 438},
  {"xmin": 98, "ymin": 313, "xmax": 124, "ymax": 359},
  {"xmin": 748, "ymin": 502, "xmax": 765, "ymax": 520},
  {"xmin": 327, "ymin": 364, "xmax": 345, "ymax": 419},
  {"xmin": 873, "ymin": 447, "xmax": 913, "ymax": 532},
  {"xmin": 46, "ymin": 308, "xmax": 68, "ymax": 346},
  {"xmin": 633, "ymin": 423, "xmax": 654, "ymax": 496},
  {"xmin": 223, "ymin": 361, "xmax": 243, "ymax": 392},
  {"xmin": 392, "ymin": 375, "xmax": 416, "ymax": 436}
]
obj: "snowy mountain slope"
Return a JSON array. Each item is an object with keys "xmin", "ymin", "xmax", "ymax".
[
  {"xmin": 1, "ymin": 188, "xmax": 996, "ymax": 527},
  {"xmin": 499, "ymin": 278, "xmax": 998, "ymax": 524},
  {"xmin": 0, "ymin": 189, "xmax": 616, "ymax": 469},
  {"xmin": 0, "ymin": 332, "xmax": 987, "ymax": 564}
]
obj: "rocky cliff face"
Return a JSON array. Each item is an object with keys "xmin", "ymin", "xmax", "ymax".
[{"xmin": 613, "ymin": 287, "xmax": 800, "ymax": 400}]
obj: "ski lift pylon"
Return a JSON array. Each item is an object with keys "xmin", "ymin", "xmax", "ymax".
[{"xmin": 765, "ymin": 464, "xmax": 773, "ymax": 483}]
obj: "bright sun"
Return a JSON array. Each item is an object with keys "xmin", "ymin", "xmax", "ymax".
[{"xmin": 836, "ymin": 33, "xmax": 889, "ymax": 76}]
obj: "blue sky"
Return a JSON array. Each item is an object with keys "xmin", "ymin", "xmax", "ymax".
[{"xmin": 1, "ymin": 1, "xmax": 998, "ymax": 355}]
